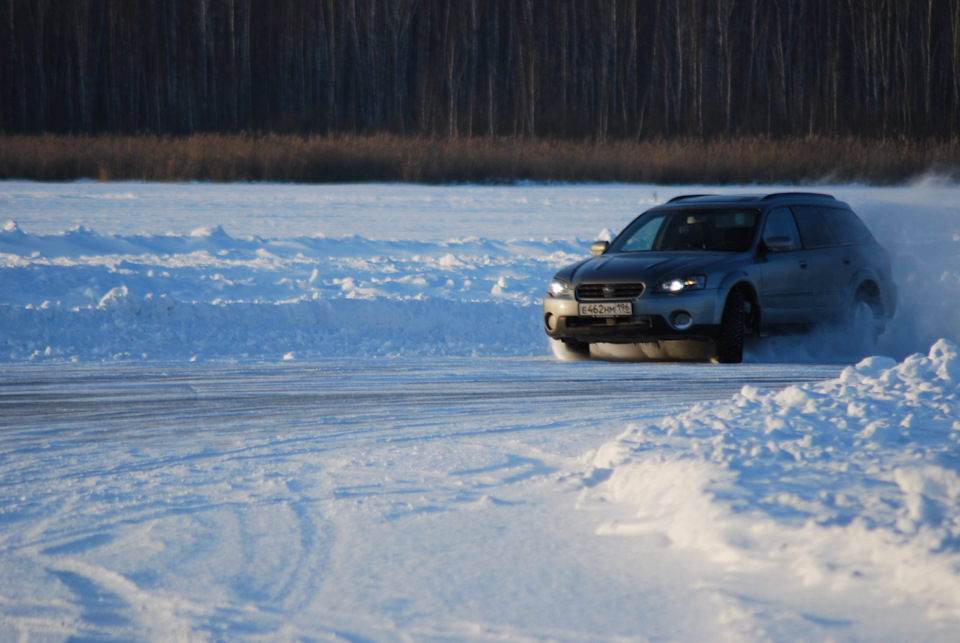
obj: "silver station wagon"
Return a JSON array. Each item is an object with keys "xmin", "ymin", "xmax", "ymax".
[{"xmin": 543, "ymin": 193, "xmax": 897, "ymax": 363}]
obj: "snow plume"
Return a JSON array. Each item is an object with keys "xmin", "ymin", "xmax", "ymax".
[
  {"xmin": 583, "ymin": 339, "xmax": 960, "ymax": 619},
  {"xmin": 848, "ymin": 187, "xmax": 960, "ymax": 358}
]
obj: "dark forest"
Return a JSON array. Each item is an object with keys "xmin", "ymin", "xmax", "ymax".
[{"xmin": 3, "ymin": 0, "xmax": 960, "ymax": 140}]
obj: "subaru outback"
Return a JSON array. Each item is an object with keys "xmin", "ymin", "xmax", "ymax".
[{"xmin": 543, "ymin": 192, "xmax": 896, "ymax": 363}]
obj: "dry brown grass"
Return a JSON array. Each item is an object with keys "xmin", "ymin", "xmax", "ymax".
[{"xmin": 1, "ymin": 133, "xmax": 958, "ymax": 184}]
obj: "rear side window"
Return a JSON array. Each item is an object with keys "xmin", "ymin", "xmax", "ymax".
[
  {"xmin": 762, "ymin": 208, "xmax": 802, "ymax": 251},
  {"xmin": 792, "ymin": 206, "xmax": 837, "ymax": 248},
  {"xmin": 820, "ymin": 208, "xmax": 876, "ymax": 245}
]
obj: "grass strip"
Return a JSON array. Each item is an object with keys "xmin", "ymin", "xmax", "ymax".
[{"xmin": 1, "ymin": 134, "xmax": 958, "ymax": 185}]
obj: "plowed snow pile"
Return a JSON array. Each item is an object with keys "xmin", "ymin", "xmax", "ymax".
[
  {"xmin": 584, "ymin": 339, "xmax": 960, "ymax": 622},
  {"xmin": 0, "ymin": 223, "xmax": 567, "ymax": 360}
]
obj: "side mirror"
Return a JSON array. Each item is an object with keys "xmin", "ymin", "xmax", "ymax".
[
  {"xmin": 762, "ymin": 236, "xmax": 794, "ymax": 253},
  {"xmin": 590, "ymin": 241, "xmax": 609, "ymax": 256}
]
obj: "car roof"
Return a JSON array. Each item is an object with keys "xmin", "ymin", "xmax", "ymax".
[{"xmin": 656, "ymin": 192, "xmax": 841, "ymax": 209}]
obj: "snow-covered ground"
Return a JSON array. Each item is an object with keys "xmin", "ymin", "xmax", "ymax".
[{"xmin": 1, "ymin": 180, "xmax": 959, "ymax": 641}]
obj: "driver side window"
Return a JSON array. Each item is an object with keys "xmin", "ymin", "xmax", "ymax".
[{"xmin": 762, "ymin": 208, "xmax": 802, "ymax": 251}]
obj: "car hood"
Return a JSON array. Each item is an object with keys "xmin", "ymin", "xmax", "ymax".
[{"xmin": 557, "ymin": 251, "xmax": 741, "ymax": 286}]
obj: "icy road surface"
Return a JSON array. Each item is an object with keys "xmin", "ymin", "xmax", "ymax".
[{"xmin": 1, "ymin": 358, "xmax": 843, "ymax": 641}]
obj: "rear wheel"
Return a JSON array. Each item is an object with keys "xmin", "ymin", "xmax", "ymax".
[
  {"xmin": 716, "ymin": 289, "xmax": 745, "ymax": 364},
  {"xmin": 846, "ymin": 290, "xmax": 883, "ymax": 354}
]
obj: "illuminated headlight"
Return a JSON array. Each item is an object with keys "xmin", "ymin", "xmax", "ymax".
[
  {"xmin": 547, "ymin": 278, "xmax": 572, "ymax": 297},
  {"xmin": 656, "ymin": 276, "xmax": 706, "ymax": 294}
]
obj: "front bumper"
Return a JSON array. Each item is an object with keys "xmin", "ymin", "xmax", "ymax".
[{"xmin": 543, "ymin": 290, "xmax": 722, "ymax": 344}]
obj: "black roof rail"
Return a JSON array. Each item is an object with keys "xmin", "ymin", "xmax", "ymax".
[
  {"xmin": 667, "ymin": 194, "xmax": 714, "ymax": 202},
  {"xmin": 761, "ymin": 192, "xmax": 835, "ymax": 200}
]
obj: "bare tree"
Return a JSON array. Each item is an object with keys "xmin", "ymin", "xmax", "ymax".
[{"xmin": 3, "ymin": 0, "xmax": 960, "ymax": 140}]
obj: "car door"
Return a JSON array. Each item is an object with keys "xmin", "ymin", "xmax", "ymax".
[
  {"xmin": 817, "ymin": 206, "xmax": 880, "ymax": 317},
  {"xmin": 758, "ymin": 207, "xmax": 816, "ymax": 325},
  {"xmin": 793, "ymin": 206, "xmax": 852, "ymax": 318}
]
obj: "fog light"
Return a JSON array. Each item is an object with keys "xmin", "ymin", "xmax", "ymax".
[
  {"xmin": 671, "ymin": 311, "xmax": 693, "ymax": 330},
  {"xmin": 545, "ymin": 313, "xmax": 557, "ymax": 332}
]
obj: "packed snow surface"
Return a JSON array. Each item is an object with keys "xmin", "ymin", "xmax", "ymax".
[{"xmin": 1, "ymin": 180, "xmax": 960, "ymax": 641}]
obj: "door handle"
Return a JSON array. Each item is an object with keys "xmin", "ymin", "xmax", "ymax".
[
  {"xmin": 799, "ymin": 260, "xmax": 808, "ymax": 269},
  {"xmin": 842, "ymin": 257, "xmax": 851, "ymax": 265}
]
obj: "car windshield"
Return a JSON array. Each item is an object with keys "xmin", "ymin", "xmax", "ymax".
[{"xmin": 608, "ymin": 208, "xmax": 760, "ymax": 253}]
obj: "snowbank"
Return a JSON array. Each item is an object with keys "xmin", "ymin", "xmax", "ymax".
[
  {"xmin": 0, "ymin": 222, "xmax": 582, "ymax": 360},
  {"xmin": 584, "ymin": 339, "xmax": 960, "ymax": 620}
]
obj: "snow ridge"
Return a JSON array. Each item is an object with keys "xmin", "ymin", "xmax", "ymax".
[
  {"xmin": 1, "ymin": 223, "xmax": 582, "ymax": 361},
  {"xmin": 585, "ymin": 339, "xmax": 960, "ymax": 619}
]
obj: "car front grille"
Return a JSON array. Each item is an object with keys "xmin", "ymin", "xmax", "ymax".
[{"xmin": 577, "ymin": 283, "xmax": 645, "ymax": 300}]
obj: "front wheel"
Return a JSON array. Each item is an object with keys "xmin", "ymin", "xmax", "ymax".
[
  {"xmin": 550, "ymin": 338, "xmax": 591, "ymax": 361},
  {"xmin": 716, "ymin": 289, "xmax": 745, "ymax": 364}
]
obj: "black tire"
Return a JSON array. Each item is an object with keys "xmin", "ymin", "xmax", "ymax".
[
  {"xmin": 551, "ymin": 338, "xmax": 591, "ymax": 361},
  {"xmin": 846, "ymin": 292, "xmax": 882, "ymax": 353},
  {"xmin": 564, "ymin": 340, "xmax": 590, "ymax": 356},
  {"xmin": 716, "ymin": 289, "xmax": 745, "ymax": 364}
]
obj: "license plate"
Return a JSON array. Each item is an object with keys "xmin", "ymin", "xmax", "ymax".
[{"xmin": 578, "ymin": 301, "xmax": 632, "ymax": 317}]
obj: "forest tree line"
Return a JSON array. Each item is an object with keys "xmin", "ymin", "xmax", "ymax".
[{"xmin": 3, "ymin": 0, "xmax": 960, "ymax": 140}]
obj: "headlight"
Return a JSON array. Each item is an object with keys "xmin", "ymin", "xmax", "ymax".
[
  {"xmin": 656, "ymin": 275, "xmax": 706, "ymax": 294},
  {"xmin": 547, "ymin": 278, "xmax": 572, "ymax": 297}
]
